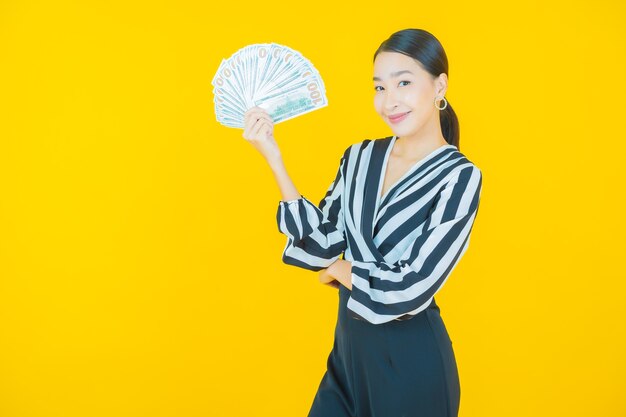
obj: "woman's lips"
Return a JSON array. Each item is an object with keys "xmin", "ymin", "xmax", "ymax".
[{"xmin": 388, "ymin": 111, "xmax": 410, "ymax": 124}]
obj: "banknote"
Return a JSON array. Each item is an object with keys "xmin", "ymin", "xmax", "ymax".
[{"xmin": 211, "ymin": 43, "xmax": 328, "ymax": 128}]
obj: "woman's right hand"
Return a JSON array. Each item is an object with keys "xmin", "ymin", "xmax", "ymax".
[{"xmin": 243, "ymin": 106, "xmax": 282, "ymax": 163}]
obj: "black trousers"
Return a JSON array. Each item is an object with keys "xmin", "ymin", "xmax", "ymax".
[{"xmin": 308, "ymin": 284, "xmax": 460, "ymax": 417}]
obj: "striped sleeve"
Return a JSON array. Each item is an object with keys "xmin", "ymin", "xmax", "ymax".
[
  {"xmin": 347, "ymin": 166, "xmax": 483, "ymax": 324},
  {"xmin": 276, "ymin": 148, "xmax": 349, "ymax": 271}
]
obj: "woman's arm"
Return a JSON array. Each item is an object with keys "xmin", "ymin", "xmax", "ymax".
[
  {"xmin": 244, "ymin": 106, "xmax": 348, "ymax": 271},
  {"xmin": 268, "ymin": 158, "xmax": 302, "ymax": 202},
  {"xmin": 243, "ymin": 106, "xmax": 302, "ymax": 201},
  {"xmin": 346, "ymin": 167, "xmax": 483, "ymax": 324}
]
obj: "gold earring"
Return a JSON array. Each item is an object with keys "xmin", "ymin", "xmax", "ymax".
[{"xmin": 434, "ymin": 96, "xmax": 448, "ymax": 110}]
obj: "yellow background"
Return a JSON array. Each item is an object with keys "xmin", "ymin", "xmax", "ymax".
[{"xmin": 1, "ymin": 0, "xmax": 624, "ymax": 416}]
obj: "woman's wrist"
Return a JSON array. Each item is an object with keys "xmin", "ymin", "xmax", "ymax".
[{"xmin": 266, "ymin": 152, "xmax": 284, "ymax": 171}]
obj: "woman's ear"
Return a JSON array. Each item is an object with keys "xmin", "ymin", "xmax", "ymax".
[{"xmin": 435, "ymin": 73, "xmax": 448, "ymax": 97}]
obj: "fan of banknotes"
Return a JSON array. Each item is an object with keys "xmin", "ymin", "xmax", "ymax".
[{"xmin": 211, "ymin": 43, "xmax": 328, "ymax": 128}]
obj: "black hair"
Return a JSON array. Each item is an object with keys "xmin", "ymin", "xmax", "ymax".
[{"xmin": 373, "ymin": 29, "xmax": 460, "ymax": 150}]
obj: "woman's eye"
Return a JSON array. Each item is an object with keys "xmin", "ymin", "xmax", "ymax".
[{"xmin": 374, "ymin": 81, "xmax": 409, "ymax": 91}]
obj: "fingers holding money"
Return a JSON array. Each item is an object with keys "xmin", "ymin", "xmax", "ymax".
[
  {"xmin": 244, "ymin": 114, "xmax": 272, "ymax": 134},
  {"xmin": 252, "ymin": 120, "xmax": 272, "ymax": 139},
  {"xmin": 244, "ymin": 106, "xmax": 272, "ymax": 124},
  {"xmin": 243, "ymin": 107, "xmax": 274, "ymax": 141},
  {"xmin": 242, "ymin": 106, "xmax": 281, "ymax": 163}
]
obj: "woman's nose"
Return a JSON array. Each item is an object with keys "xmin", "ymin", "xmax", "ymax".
[
  {"xmin": 382, "ymin": 90, "xmax": 399, "ymax": 112},
  {"xmin": 384, "ymin": 96, "xmax": 399, "ymax": 112}
]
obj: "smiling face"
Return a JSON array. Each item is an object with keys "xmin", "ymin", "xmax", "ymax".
[{"xmin": 373, "ymin": 51, "xmax": 447, "ymax": 138}]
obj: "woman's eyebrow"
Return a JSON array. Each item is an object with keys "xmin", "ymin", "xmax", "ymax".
[{"xmin": 373, "ymin": 70, "xmax": 413, "ymax": 81}]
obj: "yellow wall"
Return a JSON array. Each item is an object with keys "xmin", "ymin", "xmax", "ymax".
[{"xmin": 1, "ymin": 1, "xmax": 624, "ymax": 416}]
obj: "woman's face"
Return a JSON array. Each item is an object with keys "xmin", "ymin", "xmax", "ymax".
[{"xmin": 373, "ymin": 51, "xmax": 445, "ymax": 138}]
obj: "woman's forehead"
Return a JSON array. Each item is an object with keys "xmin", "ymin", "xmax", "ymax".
[{"xmin": 373, "ymin": 53, "xmax": 425, "ymax": 79}]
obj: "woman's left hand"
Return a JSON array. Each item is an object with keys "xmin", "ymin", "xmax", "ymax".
[
  {"xmin": 319, "ymin": 260, "xmax": 352, "ymax": 290},
  {"xmin": 319, "ymin": 268, "xmax": 340, "ymax": 288}
]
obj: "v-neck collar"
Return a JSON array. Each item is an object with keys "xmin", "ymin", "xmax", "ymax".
[
  {"xmin": 359, "ymin": 136, "xmax": 456, "ymax": 260},
  {"xmin": 376, "ymin": 135, "xmax": 456, "ymax": 210}
]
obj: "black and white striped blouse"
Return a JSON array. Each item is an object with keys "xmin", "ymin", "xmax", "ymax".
[{"xmin": 276, "ymin": 135, "xmax": 483, "ymax": 324}]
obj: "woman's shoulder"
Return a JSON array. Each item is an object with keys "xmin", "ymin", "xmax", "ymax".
[
  {"xmin": 445, "ymin": 150, "xmax": 483, "ymax": 192},
  {"xmin": 450, "ymin": 147, "xmax": 482, "ymax": 177}
]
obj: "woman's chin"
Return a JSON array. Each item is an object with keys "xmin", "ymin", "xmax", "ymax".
[
  {"xmin": 388, "ymin": 121, "xmax": 422, "ymax": 137},
  {"xmin": 389, "ymin": 126, "xmax": 411, "ymax": 137}
]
